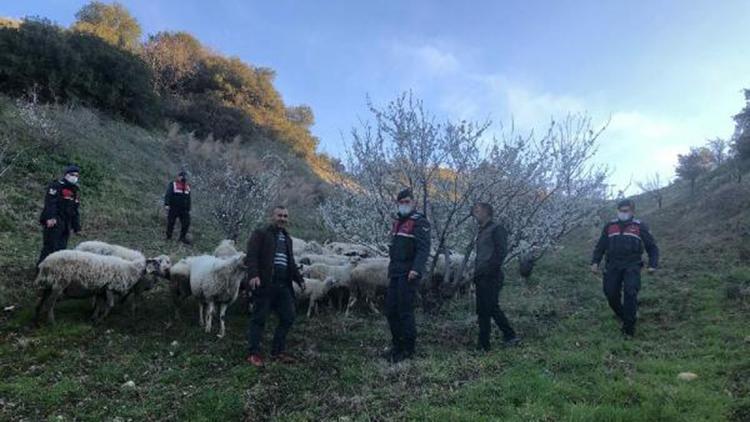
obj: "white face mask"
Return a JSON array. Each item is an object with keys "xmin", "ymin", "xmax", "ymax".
[
  {"xmin": 398, "ymin": 204, "xmax": 413, "ymax": 216},
  {"xmin": 65, "ymin": 174, "xmax": 79, "ymax": 184},
  {"xmin": 617, "ymin": 211, "xmax": 632, "ymax": 221}
]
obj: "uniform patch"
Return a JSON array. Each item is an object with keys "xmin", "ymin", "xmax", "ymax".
[{"xmin": 48, "ymin": 188, "xmax": 57, "ymax": 195}]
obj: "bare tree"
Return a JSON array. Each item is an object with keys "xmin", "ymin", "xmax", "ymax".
[
  {"xmin": 636, "ymin": 173, "xmax": 665, "ymax": 209},
  {"xmin": 321, "ymin": 93, "xmax": 609, "ymax": 309},
  {"xmin": 184, "ymin": 137, "xmax": 284, "ymax": 240},
  {"xmin": 1, "ymin": 96, "xmax": 61, "ymax": 179}
]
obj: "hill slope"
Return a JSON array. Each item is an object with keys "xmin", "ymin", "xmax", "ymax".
[{"xmin": 0, "ymin": 99, "xmax": 749, "ymax": 420}]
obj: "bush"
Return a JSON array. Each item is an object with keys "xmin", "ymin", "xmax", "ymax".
[{"xmin": 0, "ymin": 19, "xmax": 160, "ymax": 127}]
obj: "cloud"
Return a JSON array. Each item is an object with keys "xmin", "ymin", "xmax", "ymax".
[{"xmin": 385, "ymin": 41, "xmax": 712, "ymax": 194}]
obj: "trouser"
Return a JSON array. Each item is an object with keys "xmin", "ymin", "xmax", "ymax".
[
  {"xmin": 247, "ymin": 281, "xmax": 296, "ymax": 355},
  {"xmin": 385, "ymin": 274, "xmax": 419, "ymax": 355},
  {"xmin": 475, "ymin": 273, "xmax": 515, "ymax": 349},
  {"xmin": 603, "ymin": 266, "xmax": 641, "ymax": 330},
  {"xmin": 37, "ymin": 223, "xmax": 70, "ymax": 267},
  {"xmin": 166, "ymin": 208, "xmax": 190, "ymax": 239}
]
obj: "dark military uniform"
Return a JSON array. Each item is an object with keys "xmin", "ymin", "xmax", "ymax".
[
  {"xmin": 474, "ymin": 220, "xmax": 516, "ymax": 349},
  {"xmin": 386, "ymin": 210, "xmax": 431, "ymax": 359},
  {"xmin": 591, "ymin": 218, "xmax": 659, "ymax": 334},
  {"xmin": 37, "ymin": 178, "xmax": 80, "ymax": 266},
  {"xmin": 164, "ymin": 180, "xmax": 191, "ymax": 241}
]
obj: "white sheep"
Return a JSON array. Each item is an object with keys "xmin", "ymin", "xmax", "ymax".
[
  {"xmin": 34, "ymin": 250, "xmax": 162, "ymax": 324},
  {"xmin": 188, "ymin": 253, "xmax": 246, "ymax": 338},
  {"xmin": 213, "ymin": 239, "xmax": 240, "ymax": 259},
  {"xmin": 293, "ymin": 276, "xmax": 338, "ymax": 317},
  {"xmin": 298, "ymin": 253, "xmax": 351, "ymax": 267},
  {"xmin": 75, "ymin": 240, "xmax": 146, "ymax": 262},
  {"xmin": 325, "ymin": 241, "xmax": 373, "ymax": 258},
  {"xmin": 74, "ymin": 241, "xmax": 172, "ymax": 316},
  {"xmin": 345, "ymin": 257, "xmax": 390, "ymax": 316}
]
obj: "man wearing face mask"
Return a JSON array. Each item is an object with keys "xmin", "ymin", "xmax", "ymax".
[
  {"xmin": 471, "ymin": 202, "xmax": 520, "ymax": 350},
  {"xmin": 383, "ymin": 188, "xmax": 431, "ymax": 363},
  {"xmin": 37, "ymin": 165, "xmax": 82, "ymax": 267},
  {"xmin": 164, "ymin": 171, "xmax": 191, "ymax": 244},
  {"xmin": 591, "ymin": 199, "xmax": 659, "ymax": 337}
]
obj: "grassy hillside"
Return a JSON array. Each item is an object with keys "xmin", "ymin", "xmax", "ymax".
[
  {"xmin": 0, "ymin": 97, "xmax": 328, "ymax": 305},
  {"xmin": 1, "ymin": 98, "xmax": 749, "ymax": 420}
]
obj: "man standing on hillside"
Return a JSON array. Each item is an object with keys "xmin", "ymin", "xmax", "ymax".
[
  {"xmin": 245, "ymin": 206, "xmax": 306, "ymax": 367},
  {"xmin": 591, "ymin": 199, "xmax": 659, "ymax": 337},
  {"xmin": 472, "ymin": 202, "xmax": 521, "ymax": 350},
  {"xmin": 383, "ymin": 188, "xmax": 431, "ymax": 363},
  {"xmin": 164, "ymin": 171, "xmax": 191, "ymax": 244},
  {"xmin": 37, "ymin": 165, "xmax": 82, "ymax": 267}
]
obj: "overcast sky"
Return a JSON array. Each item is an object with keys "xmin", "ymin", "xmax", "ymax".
[{"xmin": 6, "ymin": 0, "xmax": 750, "ymax": 193}]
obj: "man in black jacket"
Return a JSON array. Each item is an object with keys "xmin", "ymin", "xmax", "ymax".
[
  {"xmin": 591, "ymin": 199, "xmax": 659, "ymax": 336},
  {"xmin": 245, "ymin": 206, "xmax": 305, "ymax": 367},
  {"xmin": 384, "ymin": 188, "xmax": 431, "ymax": 363},
  {"xmin": 472, "ymin": 202, "xmax": 520, "ymax": 351},
  {"xmin": 37, "ymin": 165, "xmax": 81, "ymax": 267},
  {"xmin": 164, "ymin": 171, "xmax": 191, "ymax": 244}
]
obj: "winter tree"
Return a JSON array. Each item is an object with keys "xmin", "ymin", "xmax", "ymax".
[
  {"xmin": 636, "ymin": 173, "xmax": 665, "ymax": 209},
  {"xmin": 321, "ymin": 92, "xmax": 608, "ymax": 309},
  {"xmin": 185, "ymin": 137, "xmax": 284, "ymax": 241}
]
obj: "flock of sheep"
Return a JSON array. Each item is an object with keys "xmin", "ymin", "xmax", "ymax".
[{"xmin": 33, "ymin": 237, "xmax": 473, "ymax": 338}]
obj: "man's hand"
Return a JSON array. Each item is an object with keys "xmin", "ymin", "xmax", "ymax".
[
  {"xmin": 164, "ymin": 205, "xmax": 170, "ymax": 211},
  {"xmin": 45, "ymin": 218, "xmax": 57, "ymax": 228},
  {"xmin": 590, "ymin": 263, "xmax": 599, "ymax": 275},
  {"xmin": 408, "ymin": 270, "xmax": 420, "ymax": 281},
  {"xmin": 647, "ymin": 267, "xmax": 657, "ymax": 274},
  {"xmin": 248, "ymin": 277, "xmax": 261, "ymax": 290}
]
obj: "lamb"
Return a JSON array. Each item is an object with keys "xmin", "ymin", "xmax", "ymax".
[
  {"xmin": 345, "ymin": 257, "xmax": 390, "ymax": 316},
  {"xmin": 293, "ymin": 276, "xmax": 338, "ymax": 317},
  {"xmin": 188, "ymin": 253, "xmax": 247, "ymax": 338},
  {"xmin": 301, "ymin": 262, "xmax": 356, "ymax": 310},
  {"xmin": 213, "ymin": 239, "xmax": 240, "ymax": 259},
  {"xmin": 34, "ymin": 250, "xmax": 164, "ymax": 324},
  {"xmin": 74, "ymin": 241, "xmax": 172, "ymax": 316}
]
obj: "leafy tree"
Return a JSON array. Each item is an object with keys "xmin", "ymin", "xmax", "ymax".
[
  {"xmin": 141, "ymin": 31, "xmax": 204, "ymax": 96},
  {"xmin": 72, "ymin": 1, "xmax": 141, "ymax": 50},
  {"xmin": 676, "ymin": 147, "xmax": 714, "ymax": 194},
  {"xmin": 732, "ymin": 89, "xmax": 750, "ymax": 159},
  {"xmin": 286, "ymin": 105, "xmax": 315, "ymax": 128},
  {"xmin": 706, "ymin": 137, "xmax": 729, "ymax": 166},
  {"xmin": 0, "ymin": 19, "xmax": 159, "ymax": 126}
]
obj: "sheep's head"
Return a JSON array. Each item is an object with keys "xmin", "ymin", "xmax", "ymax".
[
  {"xmin": 146, "ymin": 255, "xmax": 172, "ymax": 278},
  {"xmin": 324, "ymin": 276, "xmax": 338, "ymax": 289}
]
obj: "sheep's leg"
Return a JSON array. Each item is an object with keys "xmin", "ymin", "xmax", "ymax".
[
  {"xmin": 130, "ymin": 292, "xmax": 138, "ymax": 318},
  {"xmin": 367, "ymin": 297, "xmax": 380, "ymax": 315},
  {"xmin": 198, "ymin": 302, "xmax": 205, "ymax": 327},
  {"xmin": 307, "ymin": 298, "xmax": 314, "ymax": 318},
  {"xmin": 172, "ymin": 291, "xmax": 182, "ymax": 320},
  {"xmin": 34, "ymin": 288, "xmax": 51, "ymax": 326},
  {"xmin": 46, "ymin": 289, "xmax": 62, "ymax": 324},
  {"xmin": 345, "ymin": 296, "xmax": 357, "ymax": 317},
  {"xmin": 96, "ymin": 290, "xmax": 115, "ymax": 322},
  {"xmin": 217, "ymin": 304, "xmax": 228, "ymax": 338},
  {"xmin": 205, "ymin": 302, "xmax": 215, "ymax": 334}
]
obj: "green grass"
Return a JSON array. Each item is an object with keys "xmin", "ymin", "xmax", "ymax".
[{"xmin": 1, "ymin": 244, "xmax": 748, "ymax": 420}]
